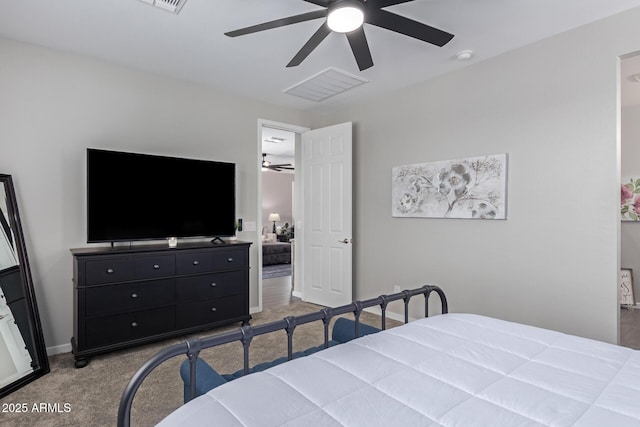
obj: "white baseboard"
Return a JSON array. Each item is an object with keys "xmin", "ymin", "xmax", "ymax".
[
  {"xmin": 364, "ymin": 306, "xmax": 416, "ymax": 324},
  {"xmin": 47, "ymin": 343, "xmax": 71, "ymax": 356},
  {"xmin": 250, "ymin": 305, "xmax": 262, "ymax": 315},
  {"xmin": 292, "ymin": 290, "xmax": 303, "ymax": 299}
]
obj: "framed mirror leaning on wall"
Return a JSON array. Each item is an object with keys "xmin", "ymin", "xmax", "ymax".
[{"xmin": 0, "ymin": 174, "xmax": 49, "ymax": 398}]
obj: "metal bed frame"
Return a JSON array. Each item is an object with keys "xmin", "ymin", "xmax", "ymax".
[{"xmin": 117, "ymin": 285, "xmax": 448, "ymax": 427}]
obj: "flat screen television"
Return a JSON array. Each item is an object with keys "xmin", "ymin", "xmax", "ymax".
[{"xmin": 87, "ymin": 148, "xmax": 236, "ymax": 243}]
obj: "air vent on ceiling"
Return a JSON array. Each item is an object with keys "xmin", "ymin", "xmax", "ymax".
[
  {"xmin": 138, "ymin": 0, "xmax": 187, "ymax": 14},
  {"xmin": 283, "ymin": 67, "xmax": 369, "ymax": 102},
  {"xmin": 265, "ymin": 136, "xmax": 286, "ymax": 143}
]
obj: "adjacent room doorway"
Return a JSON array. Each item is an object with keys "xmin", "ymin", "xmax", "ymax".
[
  {"xmin": 256, "ymin": 120, "xmax": 354, "ymax": 311},
  {"xmin": 260, "ymin": 125, "xmax": 298, "ymax": 310},
  {"xmin": 620, "ymin": 51, "xmax": 640, "ymax": 349}
]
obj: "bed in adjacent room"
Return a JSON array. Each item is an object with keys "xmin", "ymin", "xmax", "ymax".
[
  {"xmin": 262, "ymin": 241, "xmax": 291, "ymax": 265},
  {"xmin": 118, "ymin": 287, "xmax": 640, "ymax": 426}
]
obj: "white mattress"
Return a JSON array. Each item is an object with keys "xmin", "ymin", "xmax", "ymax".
[{"xmin": 157, "ymin": 313, "xmax": 640, "ymax": 426}]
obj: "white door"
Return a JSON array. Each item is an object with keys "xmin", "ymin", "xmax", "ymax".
[{"xmin": 301, "ymin": 122, "xmax": 352, "ymax": 307}]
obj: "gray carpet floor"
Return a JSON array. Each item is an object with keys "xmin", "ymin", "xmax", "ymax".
[
  {"xmin": 621, "ymin": 305, "xmax": 640, "ymax": 350},
  {"xmin": 0, "ymin": 301, "xmax": 397, "ymax": 427},
  {"xmin": 8, "ymin": 306, "xmax": 636, "ymax": 426}
]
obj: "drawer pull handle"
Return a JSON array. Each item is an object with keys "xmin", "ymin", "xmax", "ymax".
[
  {"xmin": 106, "ymin": 268, "xmax": 114, "ymax": 274},
  {"xmin": 210, "ymin": 283, "xmax": 217, "ymax": 287},
  {"xmin": 131, "ymin": 322, "xmax": 138, "ymax": 328},
  {"xmin": 153, "ymin": 264, "xmax": 160, "ymax": 270},
  {"xmin": 131, "ymin": 293, "xmax": 138, "ymax": 299},
  {"xmin": 210, "ymin": 307, "xmax": 217, "ymax": 312},
  {"xmin": 227, "ymin": 258, "xmax": 233, "ymax": 262},
  {"xmin": 193, "ymin": 260, "xmax": 199, "ymax": 266}
]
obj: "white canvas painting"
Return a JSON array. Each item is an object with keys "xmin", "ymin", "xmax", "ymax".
[{"xmin": 392, "ymin": 153, "xmax": 508, "ymax": 219}]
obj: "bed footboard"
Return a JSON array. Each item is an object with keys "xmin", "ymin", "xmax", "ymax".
[{"xmin": 117, "ymin": 285, "xmax": 447, "ymax": 427}]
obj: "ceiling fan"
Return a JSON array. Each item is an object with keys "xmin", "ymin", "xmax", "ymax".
[
  {"xmin": 225, "ymin": 0, "xmax": 454, "ymax": 71},
  {"xmin": 262, "ymin": 153, "xmax": 294, "ymax": 172}
]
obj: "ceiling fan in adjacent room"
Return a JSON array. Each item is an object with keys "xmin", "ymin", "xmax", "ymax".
[
  {"xmin": 224, "ymin": 0, "xmax": 454, "ymax": 71},
  {"xmin": 262, "ymin": 153, "xmax": 294, "ymax": 172}
]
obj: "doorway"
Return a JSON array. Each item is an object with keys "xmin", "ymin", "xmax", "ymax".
[
  {"xmin": 256, "ymin": 120, "xmax": 354, "ymax": 312},
  {"xmin": 257, "ymin": 120, "xmax": 308, "ymax": 311},
  {"xmin": 620, "ymin": 52, "xmax": 640, "ymax": 349}
]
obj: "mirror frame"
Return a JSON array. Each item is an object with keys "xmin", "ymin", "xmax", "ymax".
[{"xmin": 0, "ymin": 174, "xmax": 49, "ymax": 398}]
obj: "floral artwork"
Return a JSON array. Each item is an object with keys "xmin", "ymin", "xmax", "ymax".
[
  {"xmin": 392, "ymin": 154, "xmax": 508, "ymax": 219},
  {"xmin": 621, "ymin": 178, "xmax": 640, "ymax": 221}
]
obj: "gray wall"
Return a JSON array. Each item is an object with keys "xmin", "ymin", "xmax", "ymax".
[
  {"xmin": 622, "ymin": 104, "xmax": 640, "ymax": 303},
  {"xmin": 0, "ymin": 38, "xmax": 307, "ymax": 352},
  {"xmin": 261, "ymin": 171, "xmax": 294, "ymax": 232},
  {"xmin": 311, "ymin": 7, "xmax": 640, "ymax": 344}
]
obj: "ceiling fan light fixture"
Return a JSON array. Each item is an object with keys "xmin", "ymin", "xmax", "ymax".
[
  {"xmin": 327, "ymin": 1, "xmax": 364, "ymax": 33},
  {"xmin": 226, "ymin": 0, "xmax": 455, "ymax": 70}
]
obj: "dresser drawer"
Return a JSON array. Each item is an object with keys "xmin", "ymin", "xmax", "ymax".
[
  {"xmin": 176, "ymin": 271, "xmax": 244, "ymax": 302},
  {"xmin": 176, "ymin": 252, "xmax": 214, "ymax": 275},
  {"xmin": 211, "ymin": 249, "xmax": 247, "ymax": 270},
  {"xmin": 134, "ymin": 255, "xmax": 175, "ymax": 279},
  {"xmin": 176, "ymin": 294, "xmax": 246, "ymax": 329},
  {"xmin": 85, "ymin": 278, "xmax": 174, "ymax": 317},
  {"xmin": 85, "ymin": 258, "xmax": 133, "ymax": 285},
  {"xmin": 85, "ymin": 307, "xmax": 175, "ymax": 348}
]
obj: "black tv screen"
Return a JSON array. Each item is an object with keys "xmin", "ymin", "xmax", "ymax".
[{"xmin": 87, "ymin": 149, "xmax": 236, "ymax": 243}]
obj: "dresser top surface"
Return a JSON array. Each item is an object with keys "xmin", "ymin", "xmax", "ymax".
[{"xmin": 71, "ymin": 240, "xmax": 251, "ymax": 256}]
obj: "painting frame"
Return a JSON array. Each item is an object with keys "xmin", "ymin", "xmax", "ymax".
[
  {"xmin": 391, "ymin": 153, "xmax": 508, "ymax": 219},
  {"xmin": 620, "ymin": 268, "xmax": 635, "ymax": 306},
  {"xmin": 621, "ymin": 178, "xmax": 640, "ymax": 221}
]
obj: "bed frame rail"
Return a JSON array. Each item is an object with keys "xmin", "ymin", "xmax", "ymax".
[{"xmin": 117, "ymin": 285, "xmax": 447, "ymax": 427}]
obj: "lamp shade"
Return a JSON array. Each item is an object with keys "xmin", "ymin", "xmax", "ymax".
[{"xmin": 268, "ymin": 213, "xmax": 281, "ymax": 222}]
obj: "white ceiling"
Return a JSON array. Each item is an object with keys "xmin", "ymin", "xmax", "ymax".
[
  {"xmin": 1, "ymin": 0, "xmax": 640, "ymax": 112},
  {"xmin": 262, "ymin": 127, "xmax": 296, "ymax": 167}
]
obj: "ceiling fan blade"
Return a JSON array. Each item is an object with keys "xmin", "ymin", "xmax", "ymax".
[
  {"xmin": 366, "ymin": 9, "xmax": 454, "ymax": 47},
  {"xmin": 302, "ymin": 0, "xmax": 331, "ymax": 6},
  {"xmin": 225, "ymin": 10, "xmax": 327, "ymax": 37},
  {"xmin": 346, "ymin": 27, "xmax": 374, "ymax": 71},
  {"xmin": 372, "ymin": 0, "xmax": 416, "ymax": 7},
  {"xmin": 287, "ymin": 23, "xmax": 332, "ymax": 68}
]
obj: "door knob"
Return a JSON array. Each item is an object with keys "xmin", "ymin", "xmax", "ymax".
[{"xmin": 338, "ymin": 238, "xmax": 352, "ymax": 244}]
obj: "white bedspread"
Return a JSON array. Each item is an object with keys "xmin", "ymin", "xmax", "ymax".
[{"xmin": 157, "ymin": 313, "xmax": 640, "ymax": 426}]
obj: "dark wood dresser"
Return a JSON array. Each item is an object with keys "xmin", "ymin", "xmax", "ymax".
[{"xmin": 70, "ymin": 241, "xmax": 251, "ymax": 367}]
